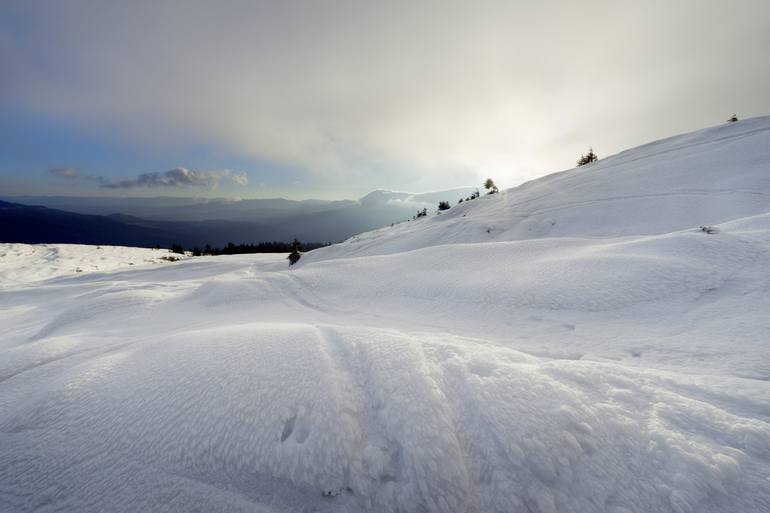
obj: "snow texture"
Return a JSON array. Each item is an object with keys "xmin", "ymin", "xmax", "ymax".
[{"xmin": 1, "ymin": 117, "xmax": 770, "ymax": 512}]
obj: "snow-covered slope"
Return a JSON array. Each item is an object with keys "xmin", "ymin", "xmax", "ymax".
[
  {"xmin": 0, "ymin": 243, "xmax": 190, "ymax": 287},
  {"xmin": 303, "ymin": 116, "xmax": 770, "ymax": 263},
  {"xmin": 1, "ymin": 118, "xmax": 770, "ymax": 513}
]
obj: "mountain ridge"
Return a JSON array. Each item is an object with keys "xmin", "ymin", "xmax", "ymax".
[{"xmin": 0, "ymin": 186, "xmax": 479, "ymax": 247}]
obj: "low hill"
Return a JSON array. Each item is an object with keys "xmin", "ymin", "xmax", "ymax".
[
  {"xmin": 0, "ymin": 200, "xmax": 180, "ymax": 247},
  {"xmin": 303, "ymin": 116, "xmax": 770, "ymax": 263}
]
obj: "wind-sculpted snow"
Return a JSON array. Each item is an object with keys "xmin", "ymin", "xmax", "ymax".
[
  {"xmin": 2, "ymin": 119, "xmax": 770, "ymax": 512},
  {"xmin": 2, "ymin": 322, "xmax": 769, "ymax": 513},
  {"xmin": 293, "ymin": 229, "xmax": 757, "ymax": 312},
  {"xmin": 2, "ymin": 214, "xmax": 770, "ymax": 512}
]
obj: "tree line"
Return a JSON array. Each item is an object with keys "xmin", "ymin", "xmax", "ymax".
[
  {"xmin": 412, "ymin": 178, "xmax": 500, "ymax": 220},
  {"xmin": 168, "ymin": 240, "xmax": 329, "ymax": 256}
]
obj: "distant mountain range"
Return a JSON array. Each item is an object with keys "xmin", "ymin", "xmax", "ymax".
[{"xmin": 0, "ymin": 188, "xmax": 477, "ymax": 248}]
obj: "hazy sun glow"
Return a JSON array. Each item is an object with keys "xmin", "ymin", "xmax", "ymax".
[{"xmin": 1, "ymin": 0, "xmax": 769, "ymax": 199}]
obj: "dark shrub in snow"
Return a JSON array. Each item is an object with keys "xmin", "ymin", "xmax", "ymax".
[{"xmin": 577, "ymin": 147, "xmax": 598, "ymax": 167}]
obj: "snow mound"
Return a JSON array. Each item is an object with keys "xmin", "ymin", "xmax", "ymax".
[{"xmin": 293, "ymin": 227, "xmax": 757, "ymax": 312}]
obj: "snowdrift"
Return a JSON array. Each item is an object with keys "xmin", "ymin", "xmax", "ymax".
[{"xmin": 2, "ymin": 118, "xmax": 770, "ymax": 513}]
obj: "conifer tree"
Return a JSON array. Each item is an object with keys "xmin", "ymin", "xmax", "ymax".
[
  {"xmin": 577, "ymin": 147, "xmax": 598, "ymax": 167},
  {"xmin": 484, "ymin": 178, "xmax": 498, "ymax": 194},
  {"xmin": 287, "ymin": 238, "xmax": 302, "ymax": 266}
]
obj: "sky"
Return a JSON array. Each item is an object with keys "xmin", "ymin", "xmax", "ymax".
[{"xmin": 1, "ymin": 0, "xmax": 769, "ymax": 201}]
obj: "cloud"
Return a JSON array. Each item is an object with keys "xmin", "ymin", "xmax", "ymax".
[
  {"xmin": 230, "ymin": 172, "xmax": 249, "ymax": 186},
  {"xmin": 101, "ymin": 167, "xmax": 248, "ymax": 189},
  {"xmin": 49, "ymin": 167, "xmax": 78, "ymax": 178},
  {"xmin": 46, "ymin": 165, "xmax": 247, "ymax": 190},
  {"xmin": 47, "ymin": 166, "xmax": 110, "ymax": 185},
  {"xmin": 7, "ymin": 2, "xmax": 770, "ymax": 192}
]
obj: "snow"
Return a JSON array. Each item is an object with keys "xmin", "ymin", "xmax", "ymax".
[
  {"xmin": 2, "ymin": 117, "xmax": 770, "ymax": 512},
  {"xmin": 302, "ymin": 115, "xmax": 770, "ymax": 263},
  {"xmin": 0, "ymin": 243, "xmax": 190, "ymax": 288}
]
